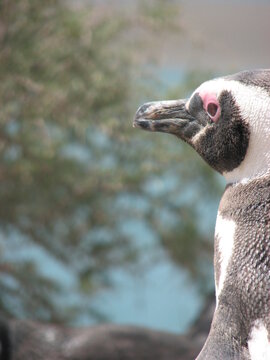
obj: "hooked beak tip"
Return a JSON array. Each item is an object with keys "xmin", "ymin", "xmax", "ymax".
[
  {"xmin": 133, "ymin": 102, "xmax": 157, "ymax": 130},
  {"xmin": 133, "ymin": 117, "xmax": 151, "ymax": 130}
]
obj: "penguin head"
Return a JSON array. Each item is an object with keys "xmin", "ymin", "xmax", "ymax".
[{"xmin": 134, "ymin": 70, "xmax": 270, "ymax": 184}]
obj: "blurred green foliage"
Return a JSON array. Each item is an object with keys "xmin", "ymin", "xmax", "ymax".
[{"xmin": 0, "ymin": 0, "xmax": 222, "ymax": 323}]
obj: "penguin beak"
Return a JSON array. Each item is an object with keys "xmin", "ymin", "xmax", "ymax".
[{"xmin": 133, "ymin": 99, "xmax": 198, "ymax": 141}]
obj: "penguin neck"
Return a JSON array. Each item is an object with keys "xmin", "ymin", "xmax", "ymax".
[
  {"xmin": 224, "ymin": 158, "xmax": 270, "ymax": 186},
  {"xmin": 223, "ymin": 140, "xmax": 270, "ymax": 186}
]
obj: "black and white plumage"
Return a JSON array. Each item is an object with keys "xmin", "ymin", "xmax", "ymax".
[{"xmin": 134, "ymin": 69, "xmax": 270, "ymax": 360}]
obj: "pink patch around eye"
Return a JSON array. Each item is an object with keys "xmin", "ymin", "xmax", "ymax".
[{"xmin": 199, "ymin": 91, "xmax": 221, "ymax": 123}]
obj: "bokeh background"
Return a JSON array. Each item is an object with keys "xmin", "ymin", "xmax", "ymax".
[{"xmin": 0, "ymin": 0, "xmax": 269, "ymax": 334}]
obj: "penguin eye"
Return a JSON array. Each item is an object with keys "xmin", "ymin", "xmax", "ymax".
[
  {"xmin": 205, "ymin": 99, "xmax": 220, "ymax": 123},
  {"xmin": 198, "ymin": 91, "xmax": 221, "ymax": 123},
  {"xmin": 207, "ymin": 103, "xmax": 218, "ymax": 117}
]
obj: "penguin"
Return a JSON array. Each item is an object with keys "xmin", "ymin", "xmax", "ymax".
[{"xmin": 134, "ymin": 69, "xmax": 270, "ymax": 360}]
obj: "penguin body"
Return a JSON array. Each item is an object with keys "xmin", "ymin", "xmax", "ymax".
[
  {"xmin": 211, "ymin": 177, "xmax": 270, "ymax": 360},
  {"xmin": 134, "ymin": 70, "xmax": 270, "ymax": 359}
]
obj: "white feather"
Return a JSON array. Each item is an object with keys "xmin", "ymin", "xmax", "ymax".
[
  {"xmin": 248, "ymin": 320, "xmax": 270, "ymax": 360},
  {"xmin": 215, "ymin": 213, "xmax": 236, "ymax": 301}
]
